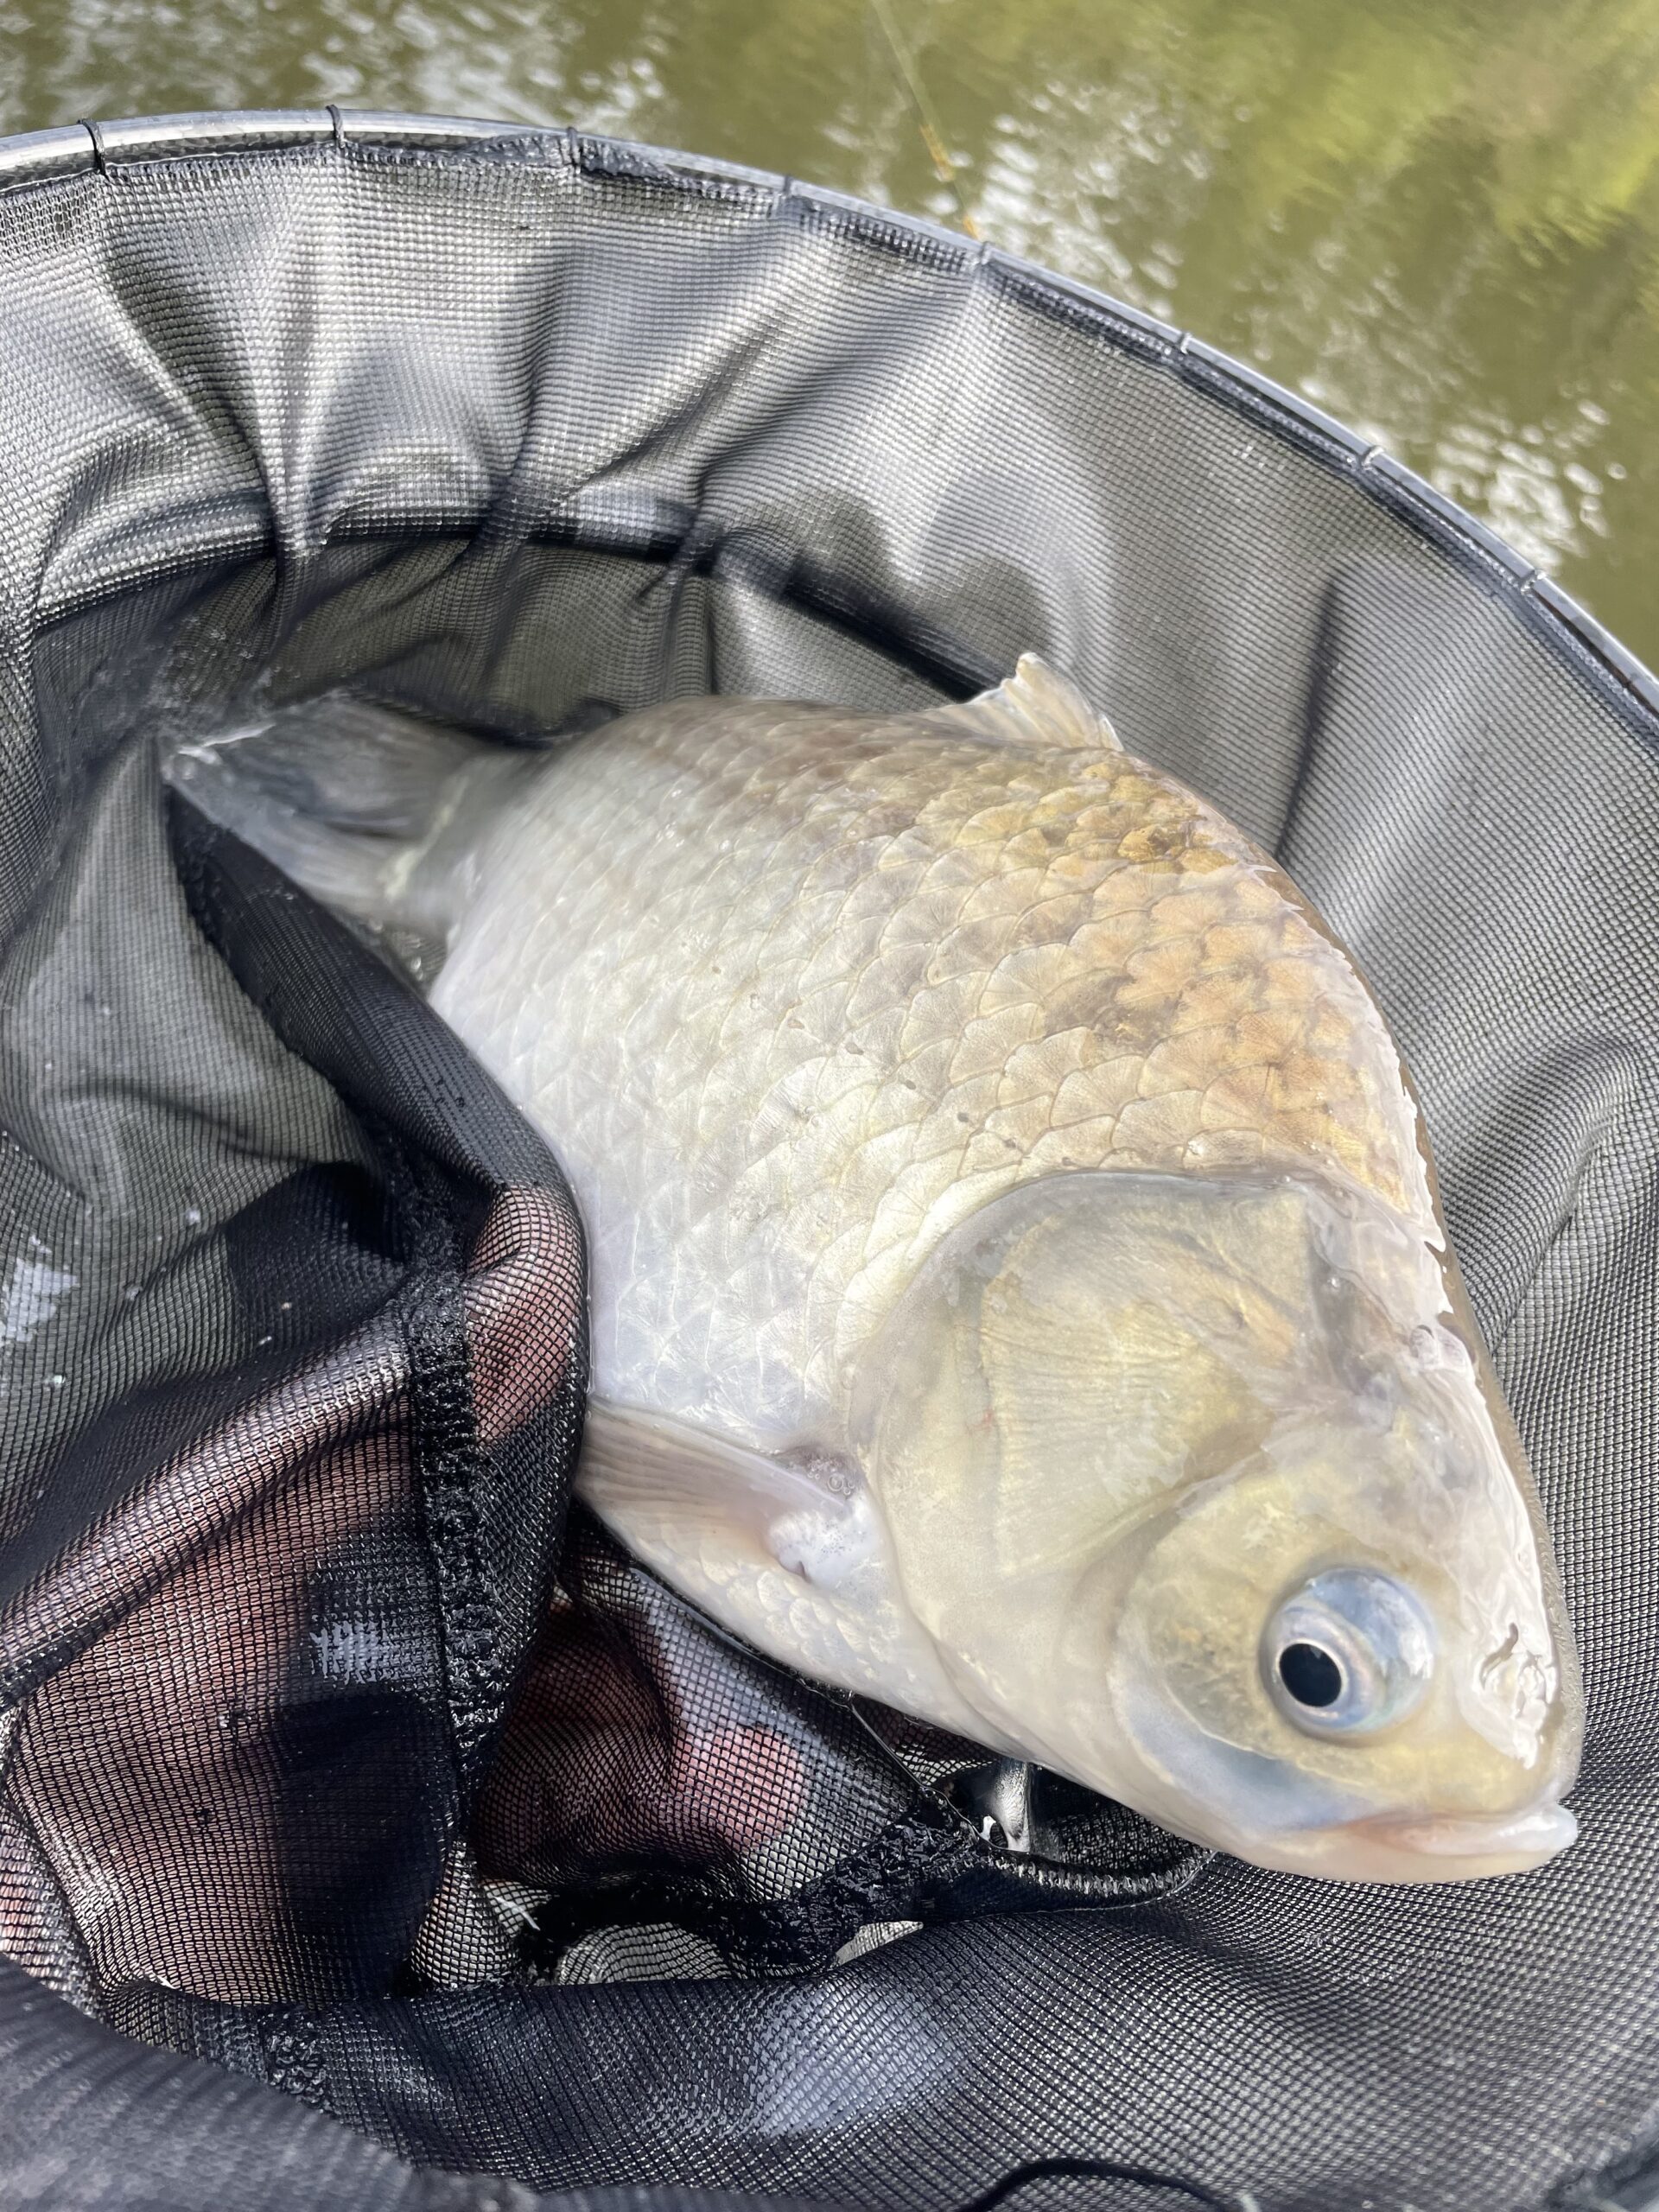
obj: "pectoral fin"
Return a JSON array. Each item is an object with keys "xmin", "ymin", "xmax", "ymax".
[
  {"xmin": 577, "ymin": 1401, "xmax": 878, "ymax": 1591},
  {"xmin": 575, "ymin": 1401, "xmax": 997, "ymax": 1739}
]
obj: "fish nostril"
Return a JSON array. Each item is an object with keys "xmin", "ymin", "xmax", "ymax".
[
  {"xmin": 1279, "ymin": 1641, "xmax": 1344, "ymax": 1709},
  {"xmin": 1479, "ymin": 1622, "xmax": 1522, "ymax": 1688}
]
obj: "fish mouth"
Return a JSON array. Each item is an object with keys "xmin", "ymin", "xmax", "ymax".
[
  {"xmin": 1337, "ymin": 1801, "xmax": 1578, "ymax": 1881},
  {"xmin": 1230, "ymin": 1799, "xmax": 1580, "ymax": 1882}
]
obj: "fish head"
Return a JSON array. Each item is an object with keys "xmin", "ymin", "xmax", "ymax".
[
  {"xmin": 1105, "ymin": 1387, "xmax": 1583, "ymax": 1884},
  {"xmin": 853, "ymin": 1168, "xmax": 1581, "ymax": 1883}
]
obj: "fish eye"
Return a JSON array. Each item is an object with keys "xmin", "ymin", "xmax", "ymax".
[
  {"xmin": 1263, "ymin": 1569, "xmax": 1435, "ymax": 1738},
  {"xmin": 1277, "ymin": 1641, "xmax": 1343, "ymax": 1708}
]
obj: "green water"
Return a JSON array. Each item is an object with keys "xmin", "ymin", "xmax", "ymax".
[{"xmin": 3, "ymin": 0, "xmax": 1656, "ymax": 668}]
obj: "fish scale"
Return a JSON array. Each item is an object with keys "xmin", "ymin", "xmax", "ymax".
[{"xmin": 432, "ymin": 690, "xmax": 1428, "ymax": 1444}]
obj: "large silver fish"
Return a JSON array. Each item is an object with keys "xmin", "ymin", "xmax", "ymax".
[{"xmin": 171, "ymin": 658, "xmax": 1582, "ymax": 1882}]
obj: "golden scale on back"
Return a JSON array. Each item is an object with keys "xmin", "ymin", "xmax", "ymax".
[{"xmin": 437, "ymin": 656, "xmax": 1431, "ymax": 1411}]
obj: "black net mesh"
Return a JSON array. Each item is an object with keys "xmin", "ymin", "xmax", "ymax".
[{"xmin": 0, "ymin": 113, "xmax": 1652, "ymax": 2212}]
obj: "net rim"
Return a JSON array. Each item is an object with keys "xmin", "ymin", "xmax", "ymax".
[{"xmin": 0, "ymin": 105, "xmax": 1649, "ymax": 738}]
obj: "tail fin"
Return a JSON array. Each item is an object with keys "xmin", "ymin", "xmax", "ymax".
[{"xmin": 163, "ymin": 695, "xmax": 503, "ymax": 938}]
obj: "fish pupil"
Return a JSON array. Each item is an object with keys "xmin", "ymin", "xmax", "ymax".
[{"xmin": 1278, "ymin": 1641, "xmax": 1344, "ymax": 1709}]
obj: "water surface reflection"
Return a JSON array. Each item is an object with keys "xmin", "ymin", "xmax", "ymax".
[{"xmin": 3, "ymin": 0, "xmax": 1655, "ymax": 662}]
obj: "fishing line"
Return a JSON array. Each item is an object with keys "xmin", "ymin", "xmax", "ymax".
[{"xmin": 867, "ymin": 0, "xmax": 982, "ymax": 239}]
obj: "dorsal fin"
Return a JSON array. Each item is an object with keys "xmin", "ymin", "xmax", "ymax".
[{"xmin": 924, "ymin": 654, "xmax": 1122, "ymax": 753}]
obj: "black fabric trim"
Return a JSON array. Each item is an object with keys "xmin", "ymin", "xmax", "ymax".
[
  {"xmin": 400, "ymin": 1253, "xmax": 509, "ymax": 1795},
  {"xmin": 953, "ymin": 2158, "xmax": 1245, "ymax": 2212},
  {"xmin": 260, "ymin": 2005, "xmax": 333, "ymax": 2113}
]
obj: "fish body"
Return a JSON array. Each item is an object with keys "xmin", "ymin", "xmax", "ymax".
[{"xmin": 170, "ymin": 659, "xmax": 1582, "ymax": 1881}]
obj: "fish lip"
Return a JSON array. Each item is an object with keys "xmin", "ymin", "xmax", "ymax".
[
  {"xmin": 1347, "ymin": 1801, "xmax": 1578, "ymax": 1869},
  {"xmin": 1224, "ymin": 1799, "xmax": 1581, "ymax": 1882}
]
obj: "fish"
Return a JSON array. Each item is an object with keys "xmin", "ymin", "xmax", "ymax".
[{"xmin": 167, "ymin": 656, "xmax": 1583, "ymax": 1883}]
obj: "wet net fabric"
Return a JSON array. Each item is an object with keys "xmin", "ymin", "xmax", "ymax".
[{"xmin": 0, "ymin": 120, "xmax": 1651, "ymax": 2212}]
